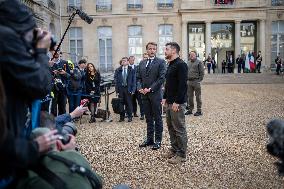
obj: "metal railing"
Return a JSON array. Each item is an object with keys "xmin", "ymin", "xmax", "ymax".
[
  {"xmin": 127, "ymin": 3, "xmax": 143, "ymax": 10},
  {"xmin": 96, "ymin": 4, "xmax": 112, "ymax": 11},
  {"xmin": 157, "ymin": 3, "xmax": 174, "ymax": 9}
]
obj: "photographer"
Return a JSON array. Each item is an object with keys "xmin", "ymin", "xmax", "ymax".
[
  {"xmin": 0, "ymin": 0, "xmax": 58, "ymax": 186},
  {"xmin": 15, "ymin": 127, "xmax": 103, "ymax": 189}
]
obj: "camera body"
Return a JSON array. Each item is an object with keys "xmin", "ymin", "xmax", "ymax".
[{"xmin": 59, "ymin": 122, "xmax": 77, "ymax": 145}]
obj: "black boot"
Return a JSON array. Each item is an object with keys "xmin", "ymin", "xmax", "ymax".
[{"xmin": 89, "ymin": 116, "xmax": 96, "ymax": 123}]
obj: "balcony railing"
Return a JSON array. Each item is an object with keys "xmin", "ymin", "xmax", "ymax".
[
  {"xmin": 157, "ymin": 3, "xmax": 174, "ymax": 9},
  {"xmin": 48, "ymin": 0, "xmax": 56, "ymax": 10},
  {"xmin": 272, "ymin": 0, "xmax": 284, "ymax": 6},
  {"xmin": 127, "ymin": 3, "xmax": 143, "ymax": 10},
  {"xmin": 67, "ymin": 5, "xmax": 82, "ymax": 13},
  {"xmin": 96, "ymin": 4, "xmax": 112, "ymax": 11},
  {"xmin": 212, "ymin": 0, "xmax": 236, "ymax": 8}
]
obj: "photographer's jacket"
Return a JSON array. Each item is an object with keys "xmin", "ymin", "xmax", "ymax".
[{"xmin": 0, "ymin": 0, "xmax": 52, "ymax": 179}]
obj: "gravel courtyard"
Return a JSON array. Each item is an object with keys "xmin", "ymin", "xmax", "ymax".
[{"xmin": 77, "ymin": 73, "xmax": 284, "ymax": 189}]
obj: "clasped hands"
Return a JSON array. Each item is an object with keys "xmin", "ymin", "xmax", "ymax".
[{"xmin": 138, "ymin": 88, "xmax": 151, "ymax": 95}]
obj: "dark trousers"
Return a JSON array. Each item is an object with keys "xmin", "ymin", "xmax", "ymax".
[
  {"xmin": 222, "ymin": 67, "xmax": 226, "ymax": 73},
  {"xmin": 256, "ymin": 63, "xmax": 261, "ymax": 73},
  {"xmin": 238, "ymin": 65, "xmax": 242, "ymax": 73},
  {"xmin": 276, "ymin": 65, "xmax": 281, "ymax": 75},
  {"xmin": 212, "ymin": 67, "xmax": 216, "ymax": 73},
  {"xmin": 207, "ymin": 67, "xmax": 211, "ymax": 74},
  {"xmin": 68, "ymin": 94, "xmax": 81, "ymax": 113},
  {"xmin": 51, "ymin": 90, "xmax": 67, "ymax": 116},
  {"xmin": 132, "ymin": 91, "xmax": 144, "ymax": 116},
  {"xmin": 166, "ymin": 104, "xmax": 187, "ymax": 158},
  {"xmin": 187, "ymin": 80, "xmax": 202, "ymax": 112},
  {"xmin": 119, "ymin": 87, "xmax": 133, "ymax": 119},
  {"xmin": 142, "ymin": 94, "xmax": 163, "ymax": 143}
]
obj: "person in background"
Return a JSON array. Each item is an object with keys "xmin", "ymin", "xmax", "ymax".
[
  {"xmin": 50, "ymin": 48, "xmax": 70, "ymax": 116},
  {"xmin": 114, "ymin": 57, "xmax": 136, "ymax": 122},
  {"xmin": 275, "ymin": 53, "xmax": 282, "ymax": 75},
  {"xmin": 221, "ymin": 60, "xmax": 226, "ymax": 74},
  {"xmin": 66, "ymin": 60, "xmax": 82, "ymax": 114},
  {"xmin": 211, "ymin": 57, "xmax": 217, "ymax": 74},
  {"xmin": 85, "ymin": 63, "xmax": 101, "ymax": 123},
  {"xmin": 256, "ymin": 51, "xmax": 262, "ymax": 73},
  {"xmin": 236, "ymin": 55, "xmax": 242, "ymax": 73},
  {"xmin": 185, "ymin": 51, "xmax": 205, "ymax": 116},
  {"xmin": 205, "ymin": 55, "xmax": 212, "ymax": 74},
  {"xmin": 143, "ymin": 52, "xmax": 149, "ymax": 61},
  {"xmin": 129, "ymin": 56, "xmax": 145, "ymax": 120}
]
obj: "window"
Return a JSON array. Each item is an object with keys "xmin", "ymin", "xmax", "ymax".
[
  {"xmin": 157, "ymin": 0, "xmax": 173, "ymax": 9},
  {"xmin": 240, "ymin": 22, "xmax": 256, "ymax": 54},
  {"xmin": 188, "ymin": 24, "xmax": 205, "ymax": 60},
  {"xmin": 67, "ymin": 0, "xmax": 81, "ymax": 12},
  {"xmin": 96, "ymin": 0, "xmax": 112, "ymax": 11},
  {"xmin": 127, "ymin": 0, "xmax": 143, "ymax": 10},
  {"xmin": 158, "ymin": 24, "xmax": 173, "ymax": 58},
  {"xmin": 98, "ymin": 27, "xmax": 113, "ymax": 73},
  {"xmin": 69, "ymin": 27, "xmax": 83, "ymax": 63},
  {"xmin": 271, "ymin": 21, "xmax": 284, "ymax": 65},
  {"xmin": 128, "ymin": 26, "xmax": 143, "ymax": 64},
  {"xmin": 272, "ymin": 0, "xmax": 284, "ymax": 6}
]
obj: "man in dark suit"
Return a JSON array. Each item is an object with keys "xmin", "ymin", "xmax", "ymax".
[
  {"xmin": 137, "ymin": 42, "xmax": 166, "ymax": 150},
  {"xmin": 129, "ymin": 56, "xmax": 145, "ymax": 120},
  {"xmin": 114, "ymin": 57, "xmax": 136, "ymax": 122}
]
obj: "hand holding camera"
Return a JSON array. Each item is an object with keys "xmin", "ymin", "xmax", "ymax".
[{"xmin": 34, "ymin": 28, "xmax": 52, "ymax": 49}]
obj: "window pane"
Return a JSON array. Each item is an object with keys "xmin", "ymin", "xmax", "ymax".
[
  {"xmin": 279, "ymin": 21, "xmax": 284, "ymax": 34},
  {"xmin": 272, "ymin": 21, "xmax": 278, "ymax": 34},
  {"xmin": 98, "ymin": 27, "xmax": 112, "ymax": 38},
  {"xmin": 76, "ymin": 28, "xmax": 82, "ymax": 38},
  {"xmin": 70, "ymin": 28, "xmax": 76, "ymax": 38},
  {"xmin": 77, "ymin": 40, "xmax": 83, "ymax": 48}
]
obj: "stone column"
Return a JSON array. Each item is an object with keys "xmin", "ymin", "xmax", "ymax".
[
  {"xmin": 259, "ymin": 19, "xmax": 266, "ymax": 68},
  {"xmin": 205, "ymin": 21, "xmax": 211, "ymax": 58},
  {"xmin": 235, "ymin": 20, "xmax": 241, "ymax": 59},
  {"xmin": 181, "ymin": 20, "xmax": 188, "ymax": 61}
]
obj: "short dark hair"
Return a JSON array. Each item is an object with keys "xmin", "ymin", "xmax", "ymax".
[
  {"xmin": 166, "ymin": 42, "xmax": 180, "ymax": 54},
  {"xmin": 78, "ymin": 59, "xmax": 87, "ymax": 65},
  {"xmin": 129, "ymin": 55, "xmax": 135, "ymax": 59},
  {"xmin": 122, "ymin": 57, "xmax": 129, "ymax": 61},
  {"xmin": 146, "ymin": 42, "xmax": 157, "ymax": 50}
]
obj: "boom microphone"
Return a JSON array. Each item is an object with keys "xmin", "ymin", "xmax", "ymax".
[{"xmin": 71, "ymin": 7, "xmax": 93, "ymax": 24}]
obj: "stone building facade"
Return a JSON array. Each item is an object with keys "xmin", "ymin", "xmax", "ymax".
[{"xmin": 24, "ymin": 0, "xmax": 284, "ymax": 73}]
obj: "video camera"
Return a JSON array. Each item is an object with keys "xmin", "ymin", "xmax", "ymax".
[
  {"xmin": 266, "ymin": 119, "xmax": 284, "ymax": 175},
  {"xmin": 59, "ymin": 122, "xmax": 77, "ymax": 145}
]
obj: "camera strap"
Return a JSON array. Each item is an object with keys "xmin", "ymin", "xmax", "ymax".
[
  {"xmin": 33, "ymin": 161, "xmax": 67, "ymax": 189},
  {"xmin": 47, "ymin": 153, "xmax": 102, "ymax": 189}
]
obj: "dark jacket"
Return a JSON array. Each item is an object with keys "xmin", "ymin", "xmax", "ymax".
[
  {"xmin": 163, "ymin": 57, "xmax": 188, "ymax": 104},
  {"xmin": 136, "ymin": 57, "xmax": 166, "ymax": 95},
  {"xmin": 0, "ymin": 0, "xmax": 52, "ymax": 179},
  {"xmin": 85, "ymin": 72, "xmax": 101, "ymax": 102},
  {"xmin": 66, "ymin": 66, "xmax": 82, "ymax": 95},
  {"xmin": 51, "ymin": 59, "xmax": 70, "ymax": 92},
  {"xmin": 114, "ymin": 66, "xmax": 136, "ymax": 94}
]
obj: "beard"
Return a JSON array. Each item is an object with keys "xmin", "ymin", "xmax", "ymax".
[{"xmin": 165, "ymin": 54, "xmax": 171, "ymax": 60}]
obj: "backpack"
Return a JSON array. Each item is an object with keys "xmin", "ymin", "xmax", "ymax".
[
  {"xmin": 16, "ymin": 151, "xmax": 102, "ymax": 189},
  {"xmin": 68, "ymin": 68, "xmax": 82, "ymax": 91}
]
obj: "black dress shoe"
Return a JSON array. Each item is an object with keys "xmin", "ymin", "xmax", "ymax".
[
  {"xmin": 152, "ymin": 142, "xmax": 161, "ymax": 150},
  {"xmin": 128, "ymin": 117, "xmax": 132, "ymax": 122},
  {"xmin": 139, "ymin": 140, "xmax": 154, "ymax": 148},
  {"xmin": 194, "ymin": 112, "xmax": 202, "ymax": 116},
  {"xmin": 134, "ymin": 113, "xmax": 139, "ymax": 117},
  {"xmin": 140, "ymin": 116, "xmax": 145, "ymax": 120},
  {"xmin": 185, "ymin": 110, "xmax": 192, "ymax": 115},
  {"xmin": 119, "ymin": 119, "xmax": 124, "ymax": 122}
]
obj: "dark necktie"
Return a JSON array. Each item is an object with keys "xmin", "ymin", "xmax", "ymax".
[{"xmin": 146, "ymin": 59, "xmax": 152, "ymax": 72}]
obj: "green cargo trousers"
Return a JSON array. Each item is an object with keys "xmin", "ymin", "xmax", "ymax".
[
  {"xmin": 166, "ymin": 104, "xmax": 188, "ymax": 158},
  {"xmin": 187, "ymin": 80, "xmax": 202, "ymax": 112}
]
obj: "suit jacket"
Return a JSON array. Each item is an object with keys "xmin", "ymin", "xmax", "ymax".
[
  {"xmin": 136, "ymin": 57, "xmax": 166, "ymax": 97},
  {"xmin": 114, "ymin": 66, "xmax": 136, "ymax": 94}
]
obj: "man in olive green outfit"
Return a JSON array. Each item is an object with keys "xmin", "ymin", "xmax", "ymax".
[{"xmin": 185, "ymin": 51, "xmax": 205, "ymax": 116}]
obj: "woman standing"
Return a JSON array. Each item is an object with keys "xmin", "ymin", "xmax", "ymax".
[{"xmin": 85, "ymin": 63, "xmax": 101, "ymax": 123}]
